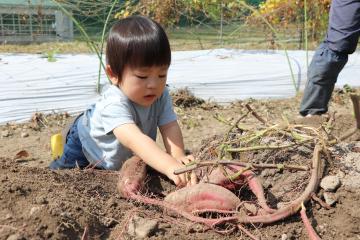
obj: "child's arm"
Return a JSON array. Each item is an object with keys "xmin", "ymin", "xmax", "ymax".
[
  {"xmin": 159, "ymin": 120, "xmax": 185, "ymax": 159},
  {"xmin": 113, "ymin": 123, "xmax": 188, "ymax": 186},
  {"xmin": 159, "ymin": 120, "xmax": 197, "ymax": 185}
]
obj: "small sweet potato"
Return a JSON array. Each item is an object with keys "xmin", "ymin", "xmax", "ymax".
[
  {"xmin": 200, "ymin": 166, "xmax": 245, "ymax": 189},
  {"xmin": 164, "ymin": 183, "xmax": 241, "ymax": 213},
  {"xmin": 117, "ymin": 156, "xmax": 147, "ymax": 198}
]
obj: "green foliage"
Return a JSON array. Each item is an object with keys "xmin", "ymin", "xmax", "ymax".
[
  {"xmin": 246, "ymin": 0, "xmax": 264, "ymax": 6},
  {"xmin": 114, "ymin": 0, "xmax": 253, "ymax": 27},
  {"xmin": 43, "ymin": 49, "xmax": 58, "ymax": 62},
  {"xmin": 343, "ymin": 84, "xmax": 354, "ymax": 93},
  {"xmin": 250, "ymin": 0, "xmax": 331, "ymax": 41}
]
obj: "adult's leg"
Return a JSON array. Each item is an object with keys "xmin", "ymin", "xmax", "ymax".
[
  {"xmin": 299, "ymin": 43, "xmax": 348, "ymax": 116},
  {"xmin": 327, "ymin": 0, "xmax": 360, "ymax": 54},
  {"xmin": 299, "ymin": 0, "xmax": 360, "ymax": 116}
]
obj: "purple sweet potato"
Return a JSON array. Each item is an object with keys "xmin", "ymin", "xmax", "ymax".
[
  {"xmin": 164, "ymin": 183, "xmax": 241, "ymax": 213},
  {"xmin": 117, "ymin": 156, "xmax": 147, "ymax": 198}
]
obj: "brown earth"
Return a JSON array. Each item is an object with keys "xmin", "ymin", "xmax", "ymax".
[{"xmin": 1, "ymin": 88, "xmax": 360, "ymax": 240}]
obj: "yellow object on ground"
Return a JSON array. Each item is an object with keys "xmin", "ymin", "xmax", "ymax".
[{"xmin": 51, "ymin": 133, "xmax": 64, "ymax": 160}]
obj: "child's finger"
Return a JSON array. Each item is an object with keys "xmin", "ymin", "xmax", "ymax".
[
  {"xmin": 190, "ymin": 171, "xmax": 197, "ymax": 185},
  {"xmin": 184, "ymin": 171, "xmax": 197, "ymax": 186},
  {"xmin": 176, "ymin": 174, "xmax": 186, "ymax": 188},
  {"xmin": 180, "ymin": 155, "xmax": 195, "ymax": 165},
  {"xmin": 172, "ymin": 175, "xmax": 180, "ymax": 186}
]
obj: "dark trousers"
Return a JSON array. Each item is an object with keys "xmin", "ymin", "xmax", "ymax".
[
  {"xmin": 299, "ymin": 0, "xmax": 360, "ymax": 116},
  {"xmin": 49, "ymin": 115, "xmax": 90, "ymax": 169}
]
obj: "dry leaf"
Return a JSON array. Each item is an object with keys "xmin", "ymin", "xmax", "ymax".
[{"xmin": 14, "ymin": 150, "xmax": 29, "ymax": 160}]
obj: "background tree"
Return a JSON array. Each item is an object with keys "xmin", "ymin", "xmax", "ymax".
[{"xmin": 251, "ymin": 0, "xmax": 331, "ymax": 42}]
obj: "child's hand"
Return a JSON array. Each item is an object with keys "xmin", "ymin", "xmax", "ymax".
[
  {"xmin": 175, "ymin": 155, "xmax": 198, "ymax": 186},
  {"xmin": 169, "ymin": 171, "xmax": 187, "ymax": 188},
  {"xmin": 178, "ymin": 155, "xmax": 197, "ymax": 186},
  {"xmin": 164, "ymin": 162, "xmax": 185, "ymax": 187}
]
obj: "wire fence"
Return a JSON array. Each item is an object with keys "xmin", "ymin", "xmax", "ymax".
[{"xmin": 0, "ymin": 0, "xmax": 330, "ymax": 51}]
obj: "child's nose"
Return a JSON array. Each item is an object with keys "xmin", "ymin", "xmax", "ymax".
[{"xmin": 147, "ymin": 78, "xmax": 158, "ymax": 88}]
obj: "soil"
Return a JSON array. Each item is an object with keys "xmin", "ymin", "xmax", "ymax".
[{"xmin": 1, "ymin": 88, "xmax": 360, "ymax": 240}]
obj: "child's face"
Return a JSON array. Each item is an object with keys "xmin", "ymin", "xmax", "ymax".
[{"xmin": 116, "ymin": 65, "xmax": 168, "ymax": 107}]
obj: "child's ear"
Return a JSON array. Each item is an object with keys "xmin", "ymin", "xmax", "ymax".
[{"xmin": 106, "ymin": 65, "xmax": 119, "ymax": 85}]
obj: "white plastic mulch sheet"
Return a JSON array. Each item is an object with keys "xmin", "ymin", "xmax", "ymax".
[{"xmin": 1, "ymin": 49, "xmax": 359, "ymax": 124}]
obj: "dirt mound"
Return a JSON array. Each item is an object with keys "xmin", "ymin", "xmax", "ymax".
[
  {"xmin": 1, "ymin": 90, "xmax": 360, "ymax": 239},
  {"xmin": 0, "ymin": 161, "xmax": 126, "ymax": 239}
]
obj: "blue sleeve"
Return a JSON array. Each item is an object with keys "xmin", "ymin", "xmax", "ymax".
[{"xmin": 158, "ymin": 87, "xmax": 177, "ymax": 126}]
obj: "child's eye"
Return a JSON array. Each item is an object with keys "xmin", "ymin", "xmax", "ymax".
[
  {"xmin": 159, "ymin": 74, "xmax": 167, "ymax": 78},
  {"xmin": 135, "ymin": 75, "xmax": 148, "ymax": 79}
]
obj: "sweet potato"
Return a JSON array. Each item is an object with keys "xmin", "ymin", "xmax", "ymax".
[
  {"xmin": 164, "ymin": 183, "xmax": 241, "ymax": 213},
  {"xmin": 117, "ymin": 156, "xmax": 147, "ymax": 198},
  {"xmin": 127, "ymin": 146, "xmax": 323, "ymax": 229},
  {"xmin": 200, "ymin": 166, "xmax": 244, "ymax": 190},
  {"xmin": 202, "ymin": 165, "xmax": 275, "ymax": 213}
]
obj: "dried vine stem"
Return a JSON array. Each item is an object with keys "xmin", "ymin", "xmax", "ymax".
[
  {"xmin": 225, "ymin": 124, "xmax": 358, "ymax": 154},
  {"xmin": 350, "ymin": 94, "xmax": 360, "ymax": 129},
  {"xmin": 220, "ymin": 94, "xmax": 359, "ymax": 157},
  {"xmin": 174, "ymin": 160, "xmax": 308, "ymax": 175},
  {"xmin": 226, "ymin": 138, "xmax": 314, "ymax": 152},
  {"xmin": 238, "ymin": 125, "xmax": 278, "ymax": 145},
  {"xmin": 213, "ymin": 113, "xmax": 250, "ymax": 131},
  {"xmin": 228, "ymin": 165, "xmax": 252, "ymax": 181},
  {"xmin": 245, "ymin": 104, "xmax": 267, "ymax": 125},
  {"xmin": 219, "ymin": 111, "xmax": 251, "ymax": 159}
]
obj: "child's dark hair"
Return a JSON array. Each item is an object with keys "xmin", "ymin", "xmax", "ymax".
[{"xmin": 106, "ymin": 15, "xmax": 171, "ymax": 79}]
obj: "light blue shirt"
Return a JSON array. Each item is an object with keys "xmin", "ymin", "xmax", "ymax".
[{"xmin": 77, "ymin": 85, "xmax": 177, "ymax": 170}]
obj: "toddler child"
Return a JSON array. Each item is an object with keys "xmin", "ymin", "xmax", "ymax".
[{"xmin": 49, "ymin": 15, "xmax": 196, "ymax": 187}]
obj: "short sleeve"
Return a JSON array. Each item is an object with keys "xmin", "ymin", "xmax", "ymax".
[
  {"xmin": 158, "ymin": 88, "xmax": 177, "ymax": 126},
  {"xmin": 101, "ymin": 100, "xmax": 135, "ymax": 134}
]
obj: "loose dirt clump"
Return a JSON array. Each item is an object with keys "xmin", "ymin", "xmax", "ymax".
[{"xmin": 171, "ymin": 87, "xmax": 205, "ymax": 108}]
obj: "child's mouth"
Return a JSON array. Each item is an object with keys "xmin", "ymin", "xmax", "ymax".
[{"xmin": 144, "ymin": 94, "xmax": 156, "ymax": 101}]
